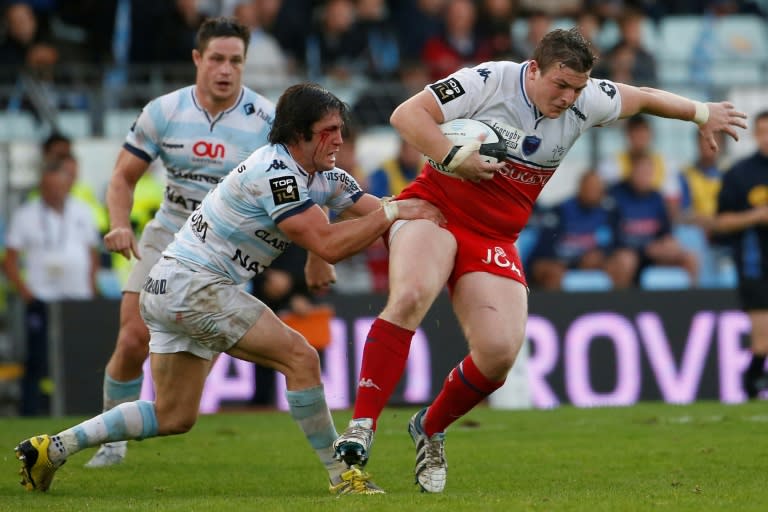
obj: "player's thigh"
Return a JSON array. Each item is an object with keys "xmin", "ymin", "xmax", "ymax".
[
  {"xmin": 150, "ymin": 351, "xmax": 209, "ymax": 430},
  {"xmin": 227, "ymin": 307, "xmax": 317, "ymax": 374},
  {"xmin": 118, "ymin": 291, "xmax": 147, "ymax": 335},
  {"xmin": 383, "ymin": 219, "xmax": 456, "ymax": 323},
  {"xmin": 452, "ymin": 272, "xmax": 528, "ymax": 366}
]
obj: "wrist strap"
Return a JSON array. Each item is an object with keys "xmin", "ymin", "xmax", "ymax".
[
  {"xmin": 442, "ymin": 146, "xmax": 461, "ymax": 167},
  {"xmin": 692, "ymin": 101, "xmax": 710, "ymax": 125},
  {"xmin": 382, "ymin": 199, "xmax": 399, "ymax": 222}
]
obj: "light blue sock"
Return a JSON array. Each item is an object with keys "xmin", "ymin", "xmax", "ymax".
[
  {"xmin": 51, "ymin": 400, "xmax": 158, "ymax": 462},
  {"xmin": 286, "ymin": 385, "xmax": 346, "ymax": 481},
  {"xmin": 103, "ymin": 374, "xmax": 144, "ymax": 411}
]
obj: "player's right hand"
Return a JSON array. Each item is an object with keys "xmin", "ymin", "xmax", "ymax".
[
  {"xmin": 452, "ymin": 152, "xmax": 506, "ymax": 182},
  {"xmin": 392, "ymin": 198, "xmax": 446, "ymax": 226},
  {"xmin": 103, "ymin": 226, "xmax": 141, "ymax": 260}
]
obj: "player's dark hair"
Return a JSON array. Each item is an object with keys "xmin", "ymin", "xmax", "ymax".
[
  {"xmin": 269, "ymin": 83, "xmax": 350, "ymax": 145},
  {"xmin": 195, "ymin": 17, "xmax": 250, "ymax": 56},
  {"xmin": 533, "ymin": 27, "xmax": 596, "ymax": 74}
]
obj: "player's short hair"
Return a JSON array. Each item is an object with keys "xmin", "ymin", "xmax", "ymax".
[
  {"xmin": 195, "ymin": 17, "xmax": 250, "ymax": 56},
  {"xmin": 533, "ymin": 28, "xmax": 596, "ymax": 74},
  {"xmin": 269, "ymin": 83, "xmax": 350, "ymax": 145},
  {"xmin": 42, "ymin": 132, "xmax": 71, "ymax": 153}
]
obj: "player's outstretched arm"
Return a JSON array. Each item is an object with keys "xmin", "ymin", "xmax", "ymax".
[
  {"xmin": 616, "ymin": 83, "xmax": 748, "ymax": 152},
  {"xmin": 279, "ymin": 199, "xmax": 445, "ymax": 264}
]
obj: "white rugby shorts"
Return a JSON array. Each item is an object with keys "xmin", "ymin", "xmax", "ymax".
[
  {"xmin": 123, "ymin": 219, "xmax": 176, "ymax": 293},
  {"xmin": 139, "ymin": 257, "xmax": 266, "ymax": 360}
]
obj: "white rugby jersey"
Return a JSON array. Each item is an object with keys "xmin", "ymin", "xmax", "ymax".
[
  {"xmin": 124, "ymin": 85, "xmax": 275, "ymax": 232},
  {"xmin": 405, "ymin": 60, "xmax": 623, "ymax": 238},
  {"xmin": 165, "ymin": 143, "xmax": 364, "ymax": 283}
]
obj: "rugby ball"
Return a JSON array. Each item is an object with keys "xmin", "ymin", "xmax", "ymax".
[{"xmin": 428, "ymin": 118, "xmax": 508, "ymax": 177}]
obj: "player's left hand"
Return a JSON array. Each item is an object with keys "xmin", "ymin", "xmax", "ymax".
[
  {"xmin": 305, "ymin": 251, "xmax": 336, "ymax": 291},
  {"xmin": 700, "ymin": 102, "xmax": 748, "ymax": 152}
]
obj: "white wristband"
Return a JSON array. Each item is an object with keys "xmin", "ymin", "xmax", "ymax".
[
  {"xmin": 382, "ymin": 200, "xmax": 399, "ymax": 222},
  {"xmin": 445, "ymin": 140, "xmax": 482, "ymax": 172},
  {"xmin": 692, "ymin": 101, "xmax": 710, "ymax": 125}
]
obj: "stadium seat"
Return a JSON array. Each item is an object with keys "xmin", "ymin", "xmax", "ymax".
[
  {"xmin": 639, "ymin": 266, "xmax": 692, "ymax": 290},
  {"xmin": 561, "ymin": 269, "xmax": 613, "ymax": 292}
]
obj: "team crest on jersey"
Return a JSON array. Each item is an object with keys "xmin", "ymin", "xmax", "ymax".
[
  {"xmin": 270, "ymin": 176, "xmax": 300, "ymax": 205},
  {"xmin": 522, "ymin": 135, "xmax": 542, "ymax": 156},
  {"xmin": 599, "ymin": 81, "xmax": 616, "ymax": 99},
  {"xmin": 244, "ymin": 103, "xmax": 255, "ymax": 115},
  {"xmin": 429, "ymin": 78, "xmax": 465, "ymax": 104}
]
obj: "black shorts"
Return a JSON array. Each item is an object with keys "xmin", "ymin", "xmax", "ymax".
[{"xmin": 738, "ymin": 279, "xmax": 768, "ymax": 311}]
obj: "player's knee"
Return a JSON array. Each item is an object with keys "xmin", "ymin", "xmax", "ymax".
[
  {"xmin": 386, "ymin": 286, "xmax": 432, "ymax": 320},
  {"xmin": 157, "ymin": 411, "xmax": 197, "ymax": 435},
  {"xmin": 116, "ymin": 321, "xmax": 151, "ymax": 358}
]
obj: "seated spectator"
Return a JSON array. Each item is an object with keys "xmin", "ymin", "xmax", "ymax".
[
  {"xmin": 514, "ymin": 10, "xmax": 552, "ymax": 60},
  {"xmin": 594, "ymin": 8, "xmax": 657, "ymax": 86},
  {"xmin": 234, "ymin": 0, "xmax": 292, "ymax": 92},
  {"xmin": 477, "ymin": 0, "xmax": 522, "ymax": 61},
  {"xmin": 420, "ymin": 0, "xmax": 494, "ymax": 81},
  {"xmin": 304, "ymin": 0, "xmax": 368, "ymax": 81},
  {"xmin": 395, "ymin": 0, "xmax": 445, "ymax": 63},
  {"xmin": 678, "ymin": 130, "xmax": 728, "ymax": 231},
  {"xmin": 527, "ymin": 170, "xmax": 628, "ymax": 290},
  {"xmin": 356, "ymin": 0, "xmax": 400, "ymax": 79},
  {"xmin": 598, "ymin": 114, "xmax": 680, "ymax": 217},
  {"xmin": 610, "ymin": 153, "xmax": 699, "ymax": 286}
]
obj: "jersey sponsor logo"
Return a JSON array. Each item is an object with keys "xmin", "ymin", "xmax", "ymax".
[
  {"xmin": 142, "ymin": 277, "xmax": 167, "ymax": 295},
  {"xmin": 269, "ymin": 176, "xmax": 300, "ymax": 205},
  {"xmin": 599, "ymin": 81, "xmax": 616, "ymax": 99},
  {"xmin": 476, "ymin": 67, "xmax": 491, "ymax": 83},
  {"xmin": 268, "ymin": 159, "xmax": 288, "ymax": 171},
  {"xmin": 231, "ymin": 248, "xmax": 266, "ymax": 274},
  {"xmin": 166, "ymin": 186, "xmax": 202, "ymax": 212},
  {"xmin": 569, "ymin": 105, "xmax": 586, "ymax": 121},
  {"xmin": 498, "ymin": 162, "xmax": 554, "ymax": 187},
  {"xmin": 522, "ymin": 135, "xmax": 542, "ymax": 156},
  {"xmin": 167, "ymin": 167, "xmax": 220, "ymax": 184},
  {"xmin": 324, "ymin": 170, "xmax": 361, "ymax": 194},
  {"xmin": 193, "ymin": 141, "xmax": 225, "ymax": 159},
  {"xmin": 161, "ymin": 142, "xmax": 184, "ymax": 149},
  {"xmin": 254, "ymin": 229, "xmax": 291, "ymax": 251},
  {"xmin": 481, "ymin": 246, "xmax": 521, "ymax": 276},
  {"xmin": 189, "ymin": 210, "xmax": 209, "ymax": 243},
  {"xmin": 490, "ymin": 121, "xmax": 524, "ymax": 155},
  {"xmin": 429, "ymin": 78, "xmax": 466, "ymax": 104},
  {"xmin": 244, "ymin": 103, "xmax": 255, "ymax": 115}
]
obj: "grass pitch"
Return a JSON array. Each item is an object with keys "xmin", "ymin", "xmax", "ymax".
[{"xmin": 0, "ymin": 401, "xmax": 765, "ymax": 511}]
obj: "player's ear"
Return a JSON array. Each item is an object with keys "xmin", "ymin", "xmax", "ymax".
[{"xmin": 529, "ymin": 60, "xmax": 541, "ymax": 80}]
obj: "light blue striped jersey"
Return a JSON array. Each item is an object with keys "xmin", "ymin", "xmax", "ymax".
[
  {"xmin": 165, "ymin": 143, "xmax": 365, "ymax": 283},
  {"xmin": 124, "ymin": 85, "xmax": 275, "ymax": 232}
]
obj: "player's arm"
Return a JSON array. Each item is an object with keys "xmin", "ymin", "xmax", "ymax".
[
  {"xmin": 103, "ymin": 149, "xmax": 151, "ymax": 259},
  {"xmin": 615, "ymin": 83, "xmax": 747, "ymax": 152},
  {"xmin": 278, "ymin": 199, "xmax": 444, "ymax": 264},
  {"xmin": 390, "ymin": 91, "xmax": 503, "ymax": 182}
]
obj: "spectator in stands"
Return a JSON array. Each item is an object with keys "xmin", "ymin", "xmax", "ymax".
[
  {"xmin": 477, "ymin": 0, "xmax": 522, "ymax": 61},
  {"xmin": 394, "ymin": 0, "xmax": 446, "ymax": 63},
  {"xmin": 421, "ymin": 0, "xmax": 494, "ymax": 82},
  {"xmin": 713, "ymin": 110, "xmax": 768, "ymax": 399},
  {"xmin": 2, "ymin": 155, "xmax": 100, "ymax": 416},
  {"xmin": 598, "ymin": 8, "xmax": 657, "ymax": 86},
  {"xmin": 678, "ymin": 130, "xmax": 727, "ymax": 230},
  {"xmin": 598, "ymin": 114, "xmax": 680, "ymax": 217},
  {"xmin": 514, "ymin": 10, "xmax": 552, "ymax": 59},
  {"xmin": 234, "ymin": 0, "xmax": 291, "ymax": 92},
  {"xmin": 304, "ymin": 0, "xmax": 368, "ymax": 81},
  {"xmin": 528, "ymin": 170, "xmax": 629, "ymax": 290},
  {"xmin": 260, "ymin": 0, "xmax": 313, "ymax": 66},
  {"xmin": 157, "ymin": 0, "xmax": 206, "ymax": 65},
  {"xmin": 356, "ymin": 0, "xmax": 400, "ymax": 79},
  {"xmin": 610, "ymin": 153, "xmax": 699, "ymax": 285},
  {"xmin": 518, "ymin": 0, "xmax": 583, "ymax": 17},
  {"xmin": 0, "ymin": 2, "xmax": 57, "ymax": 84}
]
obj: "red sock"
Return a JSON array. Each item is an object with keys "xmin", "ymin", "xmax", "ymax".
[
  {"xmin": 353, "ymin": 318, "xmax": 414, "ymax": 429},
  {"xmin": 422, "ymin": 355, "xmax": 504, "ymax": 436}
]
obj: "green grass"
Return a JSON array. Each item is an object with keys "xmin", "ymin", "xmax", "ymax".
[{"xmin": 0, "ymin": 402, "xmax": 766, "ymax": 511}]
